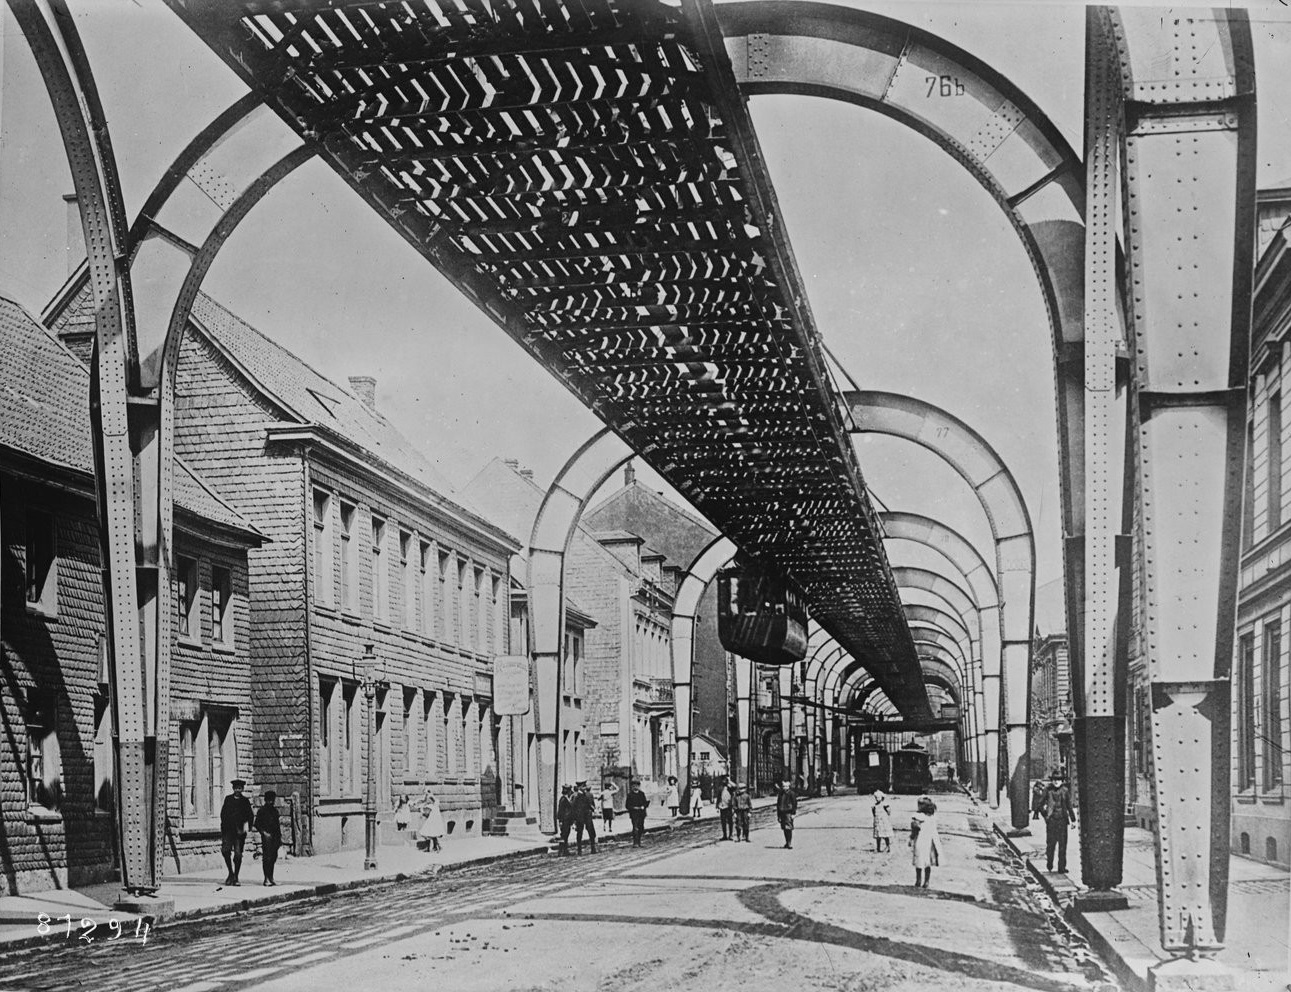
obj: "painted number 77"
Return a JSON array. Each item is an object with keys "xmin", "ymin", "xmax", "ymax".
[{"xmin": 926, "ymin": 75, "xmax": 966, "ymax": 97}]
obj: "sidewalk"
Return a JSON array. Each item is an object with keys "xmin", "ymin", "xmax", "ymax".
[
  {"xmin": 990, "ymin": 804, "xmax": 1290, "ymax": 992},
  {"xmin": 0, "ymin": 798, "xmax": 777, "ymax": 953}
]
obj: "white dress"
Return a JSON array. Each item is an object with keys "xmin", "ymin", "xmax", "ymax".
[
  {"xmin": 418, "ymin": 798, "xmax": 445, "ymax": 839},
  {"xmin": 910, "ymin": 812, "xmax": 941, "ymax": 869},
  {"xmin": 665, "ymin": 785, "xmax": 679, "ymax": 809}
]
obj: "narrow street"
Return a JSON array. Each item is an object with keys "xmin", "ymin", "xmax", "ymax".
[{"xmin": 0, "ymin": 794, "xmax": 1117, "ymax": 992}]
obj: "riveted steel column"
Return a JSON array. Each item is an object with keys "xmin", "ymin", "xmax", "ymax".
[
  {"xmin": 671, "ymin": 536, "xmax": 737, "ymax": 807},
  {"xmin": 1075, "ymin": 8, "xmax": 1132, "ymax": 895},
  {"xmin": 734, "ymin": 655, "xmax": 753, "ymax": 786},
  {"xmin": 9, "ymin": 0, "xmax": 161, "ymax": 894},
  {"xmin": 777, "ymin": 665, "xmax": 793, "ymax": 783},
  {"xmin": 528, "ymin": 429, "xmax": 631, "ymax": 832},
  {"xmin": 1113, "ymin": 6, "xmax": 1256, "ymax": 962}
]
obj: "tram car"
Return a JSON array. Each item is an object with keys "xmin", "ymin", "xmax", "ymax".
[
  {"xmin": 854, "ymin": 742, "xmax": 891, "ymax": 795},
  {"xmin": 716, "ymin": 559, "xmax": 808, "ymax": 666},
  {"xmin": 890, "ymin": 744, "xmax": 933, "ymax": 795}
]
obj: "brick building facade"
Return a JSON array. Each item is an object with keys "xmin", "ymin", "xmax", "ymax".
[{"xmin": 0, "ymin": 296, "xmax": 262, "ymax": 893}]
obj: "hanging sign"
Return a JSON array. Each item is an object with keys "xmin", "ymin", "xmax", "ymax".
[{"xmin": 492, "ymin": 656, "xmax": 531, "ymax": 716}]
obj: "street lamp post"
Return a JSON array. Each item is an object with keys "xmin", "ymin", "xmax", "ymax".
[{"xmin": 357, "ymin": 643, "xmax": 386, "ymax": 871}]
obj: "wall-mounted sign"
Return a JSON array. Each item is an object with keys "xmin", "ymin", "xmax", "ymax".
[{"xmin": 492, "ymin": 656, "xmax": 531, "ymax": 716}]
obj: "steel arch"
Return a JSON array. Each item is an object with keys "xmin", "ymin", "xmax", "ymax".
[{"xmin": 848, "ymin": 390, "xmax": 1035, "ymax": 826}]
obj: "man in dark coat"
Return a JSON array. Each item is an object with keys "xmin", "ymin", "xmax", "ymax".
[
  {"xmin": 1041, "ymin": 770, "xmax": 1077, "ymax": 873},
  {"xmin": 557, "ymin": 785, "xmax": 576, "ymax": 856},
  {"xmin": 625, "ymin": 779, "xmax": 650, "ymax": 847},
  {"xmin": 776, "ymin": 780, "xmax": 798, "ymax": 849},
  {"xmin": 220, "ymin": 779, "xmax": 255, "ymax": 885},
  {"xmin": 573, "ymin": 781, "xmax": 598, "ymax": 854},
  {"xmin": 254, "ymin": 790, "xmax": 282, "ymax": 886},
  {"xmin": 733, "ymin": 784, "xmax": 753, "ymax": 841}
]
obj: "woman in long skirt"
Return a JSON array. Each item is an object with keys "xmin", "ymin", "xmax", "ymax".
[
  {"xmin": 871, "ymin": 790, "xmax": 893, "ymax": 852},
  {"xmin": 909, "ymin": 795, "xmax": 942, "ymax": 888}
]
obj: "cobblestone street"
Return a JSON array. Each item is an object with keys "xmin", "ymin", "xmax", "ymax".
[{"xmin": 0, "ymin": 795, "xmax": 1117, "ymax": 992}]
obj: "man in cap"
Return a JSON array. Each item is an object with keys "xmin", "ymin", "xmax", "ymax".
[
  {"xmin": 625, "ymin": 778, "xmax": 650, "ymax": 846},
  {"xmin": 715, "ymin": 777, "xmax": 734, "ymax": 841},
  {"xmin": 557, "ymin": 785, "xmax": 576, "ymax": 856},
  {"xmin": 1040, "ymin": 769, "xmax": 1076, "ymax": 873},
  {"xmin": 573, "ymin": 780, "xmax": 598, "ymax": 854},
  {"xmin": 776, "ymin": 779, "xmax": 798, "ymax": 849},
  {"xmin": 220, "ymin": 779, "xmax": 255, "ymax": 885},
  {"xmin": 732, "ymin": 783, "xmax": 753, "ymax": 842},
  {"xmin": 254, "ymin": 790, "xmax": 281, "ymax": 886}
]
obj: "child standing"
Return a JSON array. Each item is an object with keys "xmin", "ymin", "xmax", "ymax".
[{"xmin": 871, "ymin": 790, "xmax": 893, "ymax": 852}]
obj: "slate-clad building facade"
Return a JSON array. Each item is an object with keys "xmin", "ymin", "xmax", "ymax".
[{"xmin": 0, "ymin": 296, "xmax": 262, "ymax": 892}]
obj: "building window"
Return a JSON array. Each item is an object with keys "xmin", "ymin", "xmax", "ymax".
[
  {"xmin": 463, "ymin": 698, "xmax": 477, "ymax": 777},
  {"xmin": 475, "ymin": 568, "xmax": 487, "ymax": 653},
  {"xmin": 491, "ymin": 574, "xmax": 503, "ymax": 653},
  {"xmin": 439, "ymin": 551, "xmax": 453, "ymax": 645},
  {"xmin": 458, "ymin": 559, "xmax": 470, "ymax": 647},
  {"xmin": 26, "ymin": 692, "xmax": 61, "ymax": 810},
  {"xmin": 400, "ymin": 531, "xmax": 414, "ymax": 629},
  {"xmin": 340, "ymin": 502, "xmax": 357, "ymax": 612},
  {"xmin": 371, "ymin": 516, "xmax": 388, "ymax": 621},
  {"xmin": 180, "ymin": 722, "xmax": 198, "ymax": 818},
  {"xmin": 207, "ymin": 713, "xmax": 236, "ymax": 816},
  {"xmin": 93, "ymin": 692, "xmax": 113, "ymax": 813},
  {"xmin": 211, "ymin": 567, "xmax": 232, "ymax": 646},
  {"xmin": 177, "ymin": 555, "xmax": 198, "ymax": 639},
  {"xmin": 420, "ymin": 541, "xmax": 435, "ymax": 638},
  {"xmin": 1238, "ymin": 633, "xmax": 1256, "ymax": 791},
  {"xmin": 1265, "ymin": 621, "xmax": 1284, "ymax": 791},
  {"xmin": 444, "ymin": 693, "xmax": 457, "ymax": 775},
  {"xmin": 25, "ymin": 509, "xmax": 56, "ymax": 614},
  {"xmin": 423, "ymin": 691, "xmax": 437, "ymax": 776},
  {"xmin": 1244, "ymin": 422, "xmax": 1256, "ymax": 551},
  {"xmin": 375, "ymin": 689, "xmax": 391, "ymax": 809},
  {"xmin": 1270, "ymin": 390, "xmax": 1283, "ymax": 531},
  {"xmin": 565, "ymin": 630, "xmax": 583, "ymax": 696},
  {"xmin": 313, "ymin": 489, "xmax": 333, "ymax": 604},
  {"xmin": 403, "ymin": 688, "xmax": 417, "ymax": 776},
  {"xmin": 343, "ymin": 682, "xmax": 359, "ymax": 793},
  {"xmin": 319, "ymin": 679, "xmax": 336, "ymax": 795}
]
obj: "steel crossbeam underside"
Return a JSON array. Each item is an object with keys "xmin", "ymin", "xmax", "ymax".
[{"xmin": 164, "ymin": 0, "xmax": 931, "ymax": 717}]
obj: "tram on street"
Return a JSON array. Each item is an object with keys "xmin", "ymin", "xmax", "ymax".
[{"xmin": 852, "ymin": 739, "xmax": 932, "ymax": 795}]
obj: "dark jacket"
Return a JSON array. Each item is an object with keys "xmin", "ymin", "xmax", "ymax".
[
  {"xmin": 625, "ymin": 788, "xmax": 649, "ymax": 814},
  {"xmin": 776, "ymin": 789, "xmax": 798, "ymax": 816},
  {"xmin": 557, "ymin": 795, "xmax": 575, "ymax": 825},
  {"xmin": 572, "ymin": 790, "xmax": 596, "ymax": 823},
  {"xmin": 1042, "ymin": 784, "xmax": 1076, "ymax": 825},
  {"xmin": 733, "ymin": 791, "xmax": 753, "ymax": 812},
  {"xmin": 221, "ymin": 793, "xmax": 254, "ymax": 837},
  {"xmin": 254, "ymin": 804, "xmax": 281, "ymax": 841}
]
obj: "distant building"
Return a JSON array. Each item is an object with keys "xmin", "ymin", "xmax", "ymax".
[
  {"xmin": 0, "ymin": 296, "xmax": 262, "ymax": 892},
  {"xmin": 462, "ymin": 458, "xmax": 676, "ymax": 798},
  {"xmin": 584, "ymin": 466, "xmax": 737, "ymax": 776}
]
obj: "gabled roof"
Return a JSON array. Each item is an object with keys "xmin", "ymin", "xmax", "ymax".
[{"xmin": 0, "ymin": 294, "xmax": 260, "ymax": 540}]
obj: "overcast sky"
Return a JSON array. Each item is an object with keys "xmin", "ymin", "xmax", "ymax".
[{"xmin": 2, "ymin": 0, "xmax": 1289, "ymax": 611}]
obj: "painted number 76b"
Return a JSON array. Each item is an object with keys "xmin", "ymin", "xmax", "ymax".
[{"xmin": 926, "ymin": 75, "xmax": 965, "ymax": 97}]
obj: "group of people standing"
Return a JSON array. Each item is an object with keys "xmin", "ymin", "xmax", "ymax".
[
  {"xmin": 871, "ymin": 789, "xmax": 944, "ymax": 888},
  {"xmin": 557, "ymin": 778, "xmax": 653, "ymax": 852}
]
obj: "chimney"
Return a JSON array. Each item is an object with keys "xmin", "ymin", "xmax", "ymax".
[
  {"xmin": 624, "ymin": 460, "xmax": 636, "ymax": 486},
  {"xmin": 63, "ymin": 193, "xmax": 85, "ymax": 276},
  {"xmin": 348, "ymin": 376, "xmax": 377, "ymax": 409}
]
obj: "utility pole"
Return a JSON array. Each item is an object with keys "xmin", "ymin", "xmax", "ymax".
[{"xmin": 357, "ymin": 643, "xmax": 386, "ymax": 871}]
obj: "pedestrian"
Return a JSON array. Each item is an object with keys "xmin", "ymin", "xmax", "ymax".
[
  {"xmin": 665, "ymin": 776, "xmax": 680, "ymax": 817},
  {"xmin": 690, "ymin": 781, "xmax": 704, "ymax": 820},
  {"xmin": 219, "ymin": 779, "xmax": 254, "ymax": 886},
  {"xmin": 394, "ymin": 794, "xmax": 412, "ymax": 832},
  {"xmin": 827, "ymin": 769, "xmax": 836, "ymax": 797},
  {"xmin": 1030, "ymin": 778, "xmax": 1047, "ymax": 822},
  {"xmin": 776, "ymin": 779, "xmax": 798, "ymax": 849},
  {"xmin": 871, "ymin": 789, "xmax": 893, "ymax": 852},
  {"xmin": 254, "ymin": 790, "xmax": 281, "ymax": 886},
  {"xmin": 417, "ymin": 789, "xmax": 445, "ymax": 853},
  {"xmin": 1041, "ymin": 769, "xmax": 1076, "ymax": 873},
  {"xmin": 909, "ymin": 795, "xmax": 942, "ymax": 888},
  {"xmin": 557, "ymin": 784, "xmax": 576, "ymax": 855},
  {"xmin": 625, "ymin": 778, "xmax": 649, "ymax": 846},
  {"xmin": 599, "ymin": 780, "xmax": 618, "ymax": 831},
  {"xmin": 733, "ymin": 783, "xmax": 753, "ymax": 841},
  {"xmin": 573, "ymin": 781, "xmax": 598, "ymax": 853},
  {"xmin": 716, "ymin": 778, "xmax": 734, "ymax": 840}
]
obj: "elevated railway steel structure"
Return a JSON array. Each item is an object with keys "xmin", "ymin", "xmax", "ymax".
[{"xmin": 8, "ymin": 0, "xmax": 1257, "ymax": 975}]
